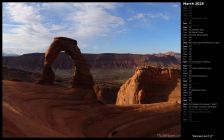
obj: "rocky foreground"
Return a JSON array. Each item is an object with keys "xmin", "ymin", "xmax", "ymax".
[{"xmin": 3, "ymin": 80, "xmax": 180, "ymax": 138}]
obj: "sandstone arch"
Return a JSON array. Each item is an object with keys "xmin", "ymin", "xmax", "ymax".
[{"xmin": 38, "ymin": 37, "xmax": 96, "ymax": 99}]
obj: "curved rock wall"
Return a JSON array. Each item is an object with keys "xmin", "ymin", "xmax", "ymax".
[{"xmin": 116, "ymin": 65, "xmax": 180, "ymax": 105}]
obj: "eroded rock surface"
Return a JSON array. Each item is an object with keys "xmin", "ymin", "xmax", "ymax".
[
  {"xmin": 3, "ymin": 80, "xmax": 180, "ymax": 137},
  {"xmin": 116, "ymin": 65, "xmax": 181, "ymax": 105},
  {"xmin": 38, "ymin": 37, "xmax": 96, "ymax": 100}
]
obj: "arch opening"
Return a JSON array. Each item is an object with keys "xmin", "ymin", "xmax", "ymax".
[{"xmin": 38, "ymin": 37, "xmax": 94, "ymax": 89}]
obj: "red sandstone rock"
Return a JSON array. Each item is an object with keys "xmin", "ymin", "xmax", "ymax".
[
  {"xmin": 3, "ymin": 80, "xmax": 180, "ymax": 137},
  {"xmin": 38, "ymin": 37, "xmax": 96, "ymax": 100},
  {"xmin": 116, "ymin": 65, "xmax": 181, "ymax": 105}
]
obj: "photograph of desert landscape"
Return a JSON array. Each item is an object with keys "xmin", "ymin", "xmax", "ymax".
[{"xmin": 2, "ymin": 2, "xmax": 181, "ymax": 138}]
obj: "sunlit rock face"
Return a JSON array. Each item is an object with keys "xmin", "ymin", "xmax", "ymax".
[{"xmin": 116, "ymin": 65, "xmax": 180, "ymax": 105}]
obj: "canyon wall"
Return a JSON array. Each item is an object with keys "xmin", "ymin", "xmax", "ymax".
[{"xmin": 116, "ymin": 66, "xmax": 181, "ymax": 105}]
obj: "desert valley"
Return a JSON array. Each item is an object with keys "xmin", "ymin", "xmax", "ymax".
[{"xmin": 3, "ymin": 37, "xmax": 181, "ymax": 137}]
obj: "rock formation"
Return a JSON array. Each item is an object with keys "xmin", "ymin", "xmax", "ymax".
[
  {"xmin": 38, "ymin": 37, "xmax": 96, "ymax": 99},
  {"xmin": 94, "ymin": 85, "xmax": 119, "ymax": 104},
  {"xmin": 3, "ymin": 66, "xmax": 41, "ymax": 82},
  {"xmin": 2, "ymin": 53, "xmax": 180, "ymax": 71},
  {"xmin": 116, "ymin": 65, "xmax": 180, "ymax": 105},
  {"xmin": 3, "ymin": 80, "xmax": 180, "ymax": 137}
]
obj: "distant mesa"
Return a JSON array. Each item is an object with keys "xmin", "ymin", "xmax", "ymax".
[
  {"xmin": 116, "ymin": 65, "xmax": 181, "ymax": 105},
  {"xmin": 164, "ymin": 51, "xmax": 179, "ymax": 56},
  {"xmin": 3, "ymin": 52, "xmax": 19, "ymax": 56},
  {"xmin": 2, "ymin": 52, "xmax": 180, "ymax": 71},
  {"xmin": 38, "ymin": 37, "xmax": 96, "ymax": 100}
]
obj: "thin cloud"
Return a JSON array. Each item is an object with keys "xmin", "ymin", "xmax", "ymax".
[
  {"xmin": 3, "ymin": 3, "xmax": 179, "ymax": 55},
  {"xmin": 171, "ymin": 4, "xmax": 179, "ymax": 8},
  {"xmin": 70, "ymin": 4, "xmax": 125, "ymax": 38},
  {"xmin": 3, "ymin": 3, "xmax": 52, "ymax": 54},
  {"xmin": 5, "ymin": 3, "xmax": 41, "ymax": 24},
  {"xmin": 3, "ymin": 3, "xmax": 125, "ymax": 54},
  {"xmin": 127, "ymin": 12, "xmax": 170, "ymax": 22}
]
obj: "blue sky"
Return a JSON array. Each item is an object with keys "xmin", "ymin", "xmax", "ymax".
[{"xmin": 3, "ymin": 2, "xmax": 180, "ymax": 55}]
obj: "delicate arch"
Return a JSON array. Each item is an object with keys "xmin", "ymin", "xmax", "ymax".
[{"xmin": 38, "ymin": 37, "xmax": 94, "ymax": 88}]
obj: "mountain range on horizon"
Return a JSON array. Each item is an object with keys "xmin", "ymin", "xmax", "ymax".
[
  {"xmin": 2, "ymin": 51, "xmax": 180, "ymax": 56},
  {"xmin": 2, "ymin": 52, "xmax": 19, "ymax": 57},
  {"xmin": 3, "ymin": 52, "xmax": 180, "ymax": 71}
]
